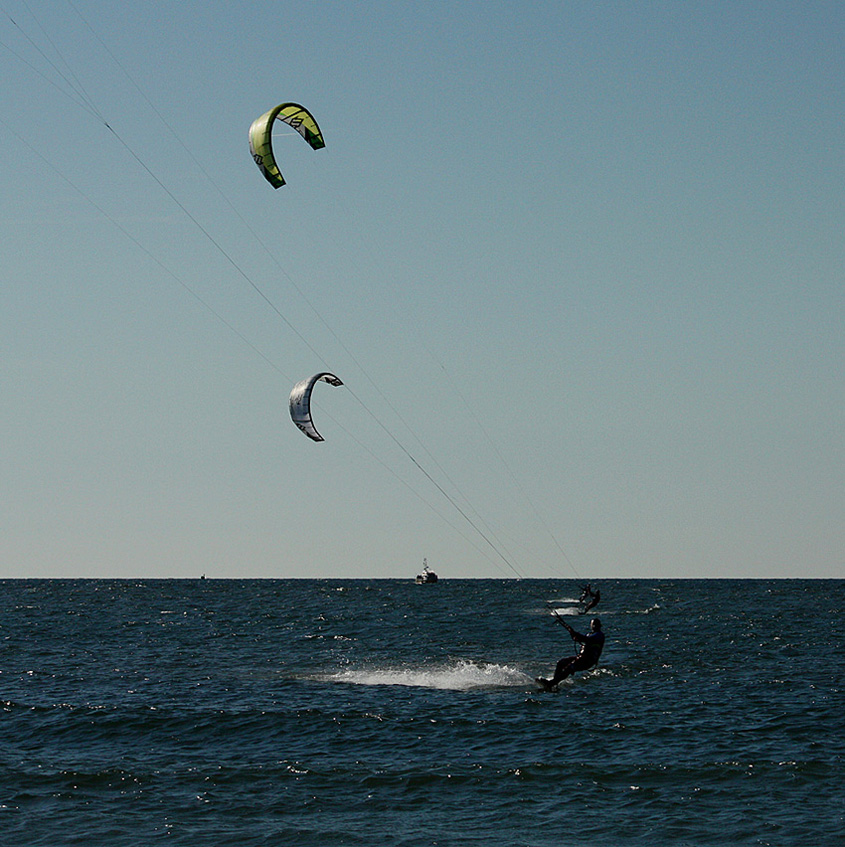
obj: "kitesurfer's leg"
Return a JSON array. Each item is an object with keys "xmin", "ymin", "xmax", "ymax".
[{"xmin": 550, "ymin": 655, "xmax": 578, "ymax": 686}]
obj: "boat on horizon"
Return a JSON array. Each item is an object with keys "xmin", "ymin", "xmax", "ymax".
[{"xmin": 415, "ymin": 558, "xmax": 438, "ymax": 584}]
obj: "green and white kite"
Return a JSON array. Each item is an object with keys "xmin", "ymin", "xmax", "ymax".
[{"xmin": 248, "ymin": 102, "xmax": 325, "ymax": 188}]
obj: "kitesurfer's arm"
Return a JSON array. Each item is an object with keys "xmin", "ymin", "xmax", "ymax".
[{"xmin": 559, "ymin": 619, "xmax": 587, "ymax": 643}]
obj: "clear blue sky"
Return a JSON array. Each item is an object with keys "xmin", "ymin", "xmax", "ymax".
[{"xmin": 2, "ymin": 1, "xmax": 842, "ymax": 579}]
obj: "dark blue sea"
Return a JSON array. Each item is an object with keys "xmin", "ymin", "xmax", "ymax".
[{"xmin": 1, "ymin": 579, "xmax": 842, "ymax": 846}]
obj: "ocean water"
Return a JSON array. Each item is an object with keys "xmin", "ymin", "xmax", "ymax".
[{"xmin": 0, "ymin": 579, "xmax": 842, "ymax": 846}]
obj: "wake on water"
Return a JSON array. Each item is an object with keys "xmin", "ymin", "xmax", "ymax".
[
  {"xmin": 323, "ymin": 660, "xmax": 533, "ymax": 691},
  {"xmin": 308, "ymin": 597, "xmax": 627, "ymax": 692},
  {"xmin": 548, "ymin": 604, "xmax": 583, "ymax": 616}
]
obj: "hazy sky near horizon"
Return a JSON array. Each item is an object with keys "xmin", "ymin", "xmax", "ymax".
[{"xmin": 2, "ymin": 1, "xmax": 842, "ymax": 579}]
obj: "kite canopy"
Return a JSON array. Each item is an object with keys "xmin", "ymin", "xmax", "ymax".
[
  {"xmin": 249, "ymin": 102, "xmax": 325, "ymax": 188},
  {"xmin": 289, "ymin": 372, "xmax": 343, "ymax": 441}
]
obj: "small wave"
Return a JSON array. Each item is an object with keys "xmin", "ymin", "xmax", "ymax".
[
  {"xmin": 631, "ymin": 604, "xmax": 661, "ymax": 615},
  {"xmin": 324, "ymin": 660, "xmax": 533, "ymax": 691}
]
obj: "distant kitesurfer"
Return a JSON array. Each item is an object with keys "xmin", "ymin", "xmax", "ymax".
[
  {"xmin": 578, "ymin": 583, "xmax": 600, "ymax": 612},
  {"xmin": 583, "ymin": 588, "xmax": 600, "ymax": 613},
  {"xmin": 536, "ymin": 617, "xmax": 605, "ymax": 690}
]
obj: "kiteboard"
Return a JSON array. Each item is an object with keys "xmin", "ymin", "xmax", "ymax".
[{"xmin": 534, "ymin": 677, "xmax": 558, "ymax": 692}]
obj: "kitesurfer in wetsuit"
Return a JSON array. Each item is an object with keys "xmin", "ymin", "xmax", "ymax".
[
  {"xmin": 583, "ymin": 588, "xmax": 600, "ymax": 613},
  {"xmin": 536, "ymin": 617, "xmax": 605, "ymax": 689}
]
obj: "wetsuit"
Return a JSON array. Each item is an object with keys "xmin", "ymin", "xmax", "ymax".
[
  {"xmin": 583, "ymin": 589, "xmax": 601, "ymax": 613},
  {"xmin": 548, "ymin": 626, "xmax": 605, "ymax": 685}
]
